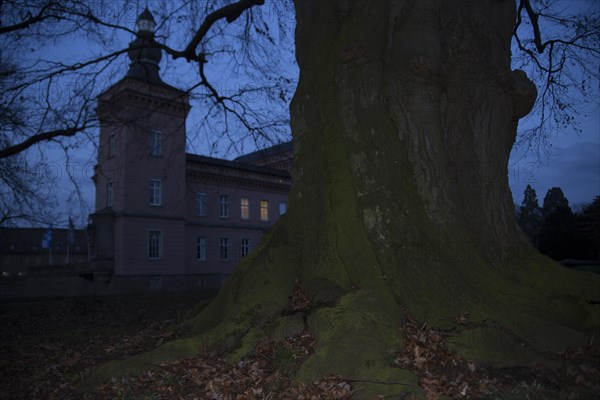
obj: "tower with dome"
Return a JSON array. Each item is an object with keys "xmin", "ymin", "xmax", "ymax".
[{"xmin": 89, "ymin": 9, "xmax": 292, "ymax": 289}]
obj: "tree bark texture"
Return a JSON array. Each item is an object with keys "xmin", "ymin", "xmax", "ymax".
[{"xmin": 89, "ymin": 1, "xmax": 599, "ymax": 398}]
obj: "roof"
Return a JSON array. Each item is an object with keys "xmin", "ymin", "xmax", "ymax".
[
  {"xmin": 185, "ymin": 153, "xmax": 291, "ymax": 178},
  {"xmin": 99, "ymin": 75, "xmax": 186, "ymax": 97},
  {"xmin": 233, "ymin": 141, "xmax": 293, "ymax": 164},
  {"xmin": 137, "ymin": 8, "xmax": 156, "ymax": 24}
]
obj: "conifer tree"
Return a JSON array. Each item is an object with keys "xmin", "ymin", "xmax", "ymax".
[
  {"xmin": 542, "ymin": 187, "xmax": 570, "ymax": 218},
  {"xmin": 517, "ymin": 184, "xmax": 543, "ymax": 246}
]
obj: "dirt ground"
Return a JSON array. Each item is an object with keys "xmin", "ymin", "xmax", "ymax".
[
  {"xmin": 0, "ymin": 291, "xmax": 213, "ymax": 400},
  {"xmin": 0, "ymin": 290, "xmax": 598, "ymax": 400}
]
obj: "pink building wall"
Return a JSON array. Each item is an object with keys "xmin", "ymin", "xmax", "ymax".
[
  {"xmin": 92, "ymin": 78, "xmax": 291, "ymax": 278},
  {"xmin": 181, "ymin": 156, "xmax": 290, "ymax": 276},
  {"xmin": 90, "ymin": 10, "xmax": 291, "ymax": 280},
  {"xmin": 113, "ymin": 217, "xmax": 186, "ymax": 275}
]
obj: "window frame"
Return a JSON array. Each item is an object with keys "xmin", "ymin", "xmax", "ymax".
[
  {"xmin": 279, "ymin": 201, "xmax": 287, "ymax": 215},
  {"xmin": 108, "ymin": 134, "xmax": 115, "ymax": 158},
  {"xmin": 196, "ymin": 192, "xmax": 207, "ymax": 216},
  {"xmin": 149, "ymin": 129, "xmax": 162, "ymax": 156},
  {"xmin": 240, "ymin": 197, "xmax": 250, "ymax": 220},
  {"xmin": 260, "ymin": 200, "xmax": 269, "ymax": 222},
  {"xmin": 106, "ymin": 180, "xmax": 114, "ymax": 208},
  {"xmin": 196, "ymin": 236, "xmax": 207, "ymax": 261},
  {"xmin": 149, "ymin": 179, "xmax": 162, "ymax": 206},
  {"xmin": 241, "ymin": 238, "xmax": 250, "ymax": 258},
  {"xmin": 219, "ymin": 195, "xmax": 229, "ymax": 219},
  {"xmin": 219, "ymin": 237, "xmax": 229, "ymax": 260},
  {"xmin": 148, "ymin": 230, "xmax": 162, "ymax": 259}
]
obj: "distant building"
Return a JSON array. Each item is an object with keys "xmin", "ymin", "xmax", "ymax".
[
  {"xmin": 0, "ymin": 228, "xmax": 88, "ymax": 275},
  {"xmin": 89, "ymin": 9, "xmax": 292, "ymax": 286}
]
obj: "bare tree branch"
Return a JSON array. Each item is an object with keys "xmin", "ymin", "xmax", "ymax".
[
  {"xmin": 0, "ymin": 125, "xmax": 88, "ymax": 159},
  {"xmin": 182, "ymin": 0, "xmax": 265, "ymax": 61},
  {"xmin": 512, "ymin": 0, "xmax": 599, "ymax": 158},
  {"xmin": 0, "ymin": 1, "xmax": 60, "ymax": 34}
]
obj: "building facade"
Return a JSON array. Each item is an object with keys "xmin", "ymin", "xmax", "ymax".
[{"xmin": 90, "ymin": 9, "xmax": 291, "ymax": 284}]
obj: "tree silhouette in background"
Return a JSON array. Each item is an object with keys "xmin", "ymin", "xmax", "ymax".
[
  {"xmin": 517, "ymin": 184, "xmax": 543, "ymax": 246},
  {"xmin": 579, "ymin": 196, "xmax": 600, "ymax": 260},
  {"xmin": 516, "ymin": 185, "xmax": 599, "ymax": 261},
  {"xmin": 542, "ymin": 186, "xmax": 570, "ymax": 218},
  {"xmin": 538, "ymin": 204, "xmax": 582, "ymax": 260}
]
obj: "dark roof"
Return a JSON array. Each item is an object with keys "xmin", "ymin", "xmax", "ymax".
[
  {"xmin": 137, "ymin": 8, "xmax": 155, "ymax": 24},
  {"xmin": 233, "ymin": 141, "xmax": 293, "ymax": 164},
  {"xmin": 98, "ymin": 75, "xmax": 186, "ymax": 101},
  {"xmin": 186, "ymin": 153, "xmax": 290, "ymax": 178}
]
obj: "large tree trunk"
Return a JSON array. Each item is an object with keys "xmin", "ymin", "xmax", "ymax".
[{"xmin": 89, "ymin": 1, "xmax": 599, "ymax": 397}]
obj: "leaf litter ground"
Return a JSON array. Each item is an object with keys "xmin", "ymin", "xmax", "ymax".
[{"xmin": 0, "ymin": 288, "xmax": 598, "ymax": 399}]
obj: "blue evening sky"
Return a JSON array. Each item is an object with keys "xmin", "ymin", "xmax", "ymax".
[{"xmin": 31, "ymin": 0, "xmax": 599, "ymax": 227}]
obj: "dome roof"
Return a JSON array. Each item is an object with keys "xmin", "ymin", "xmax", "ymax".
[
  {"xmin": 127, "ymin": 8, "xmax": 162, "ymax": 83},
  {"xmin": 136, "ymin": 8, "xmax": 156, "ymax": 32},
  {"xmin": 137, "ymin": 8, "xmax": 156, "ymax": 24}
]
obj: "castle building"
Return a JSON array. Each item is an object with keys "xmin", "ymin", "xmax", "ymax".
[{"xmin": 90, "ymin": 9, "xmax": 292, "ymax": 286}]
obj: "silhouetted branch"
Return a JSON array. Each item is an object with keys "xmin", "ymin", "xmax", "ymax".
[
  {"xmin": 182, "ymin": 0, "xmax": 265, "ymax": 61},
  {"xmin": 0, "ymin": 1, "xmax": 60, "ymax": 34}
]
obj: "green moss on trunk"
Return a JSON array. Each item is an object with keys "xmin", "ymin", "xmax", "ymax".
[{"xmin": 82, "ymin": 1, "xmax": 599, "ymax": 398}]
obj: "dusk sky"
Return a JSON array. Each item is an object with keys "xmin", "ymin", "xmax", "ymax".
[
  {"xmin": 509, "ymin": 109, "xmax": 599, "ymax": 209},
  {"xmin": 23, "ymin": 0, "xmax": 600, "ymax": 227}
]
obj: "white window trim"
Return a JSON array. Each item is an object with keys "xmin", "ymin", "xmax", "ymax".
[
  {"xmin": 149, "ymin": 179, "xmax": 162, "ymax": 206},
  {"xmin": 196, "ymin": 236, "xmax": 207, "ymax": 261},
  {"xmin": 196, "ymin": 192, "xmax": 207, "ymax": 216},
  {"xmin": 219, "ymin": 237, "xmax": 229, "ymax": 261},
  {"xmin": 240, "ymin": 197, "xmax": 250, "ymax": 220},
  {"xmin": 260, "ymin": 200, "xmax": 269, "ymax": 222},
  {"xmin": 241, "ymin": 238, "xmax": 250, "ymax": 258},
  {"xmin": 148, "ymin": 229, "xmax": 163, "ymax": 260},
  {"xmin": 149, "ymin": 129, "xmax": 162, "ymax": 156},
  {"xmin": 219, "ymin": 195, "xmax": 229, "ymax": 219}
]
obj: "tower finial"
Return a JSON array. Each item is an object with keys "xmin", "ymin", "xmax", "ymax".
[
  {"xmin": 136, "ymin": 8, "xmax": 155, "ymax": 32},
  {"xmin": 126, "ymin": 8, "xmax": 162, "ymax": 84}
]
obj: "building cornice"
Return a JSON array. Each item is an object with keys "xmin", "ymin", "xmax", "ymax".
[
  {"xmin": 186, "ymin": 153, "xmax": 290, "ymax": 177},
  {"xmin": 185, "ymin": 221, "xmax": 271, "ymax": 232},
  {"xmin": 186, "ymin": 170, "xmax": 291, "ymax": 192},
  {"xmin": 96, "ymin": 77, "xmax": 190, "ymax": 120},
  {"xmin": 111, "ymin": 212, "xmax": 186, "ymax": 221},
  {"xmin": 185, "ymin": 153, "xmax": 291, "ymax": 192}
]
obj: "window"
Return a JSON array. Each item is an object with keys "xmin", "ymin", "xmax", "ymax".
[
  {"xmin": 241, "ymin": 238, "xmax": 250, "ymax": 258},
  {"xmin": 260, "ymin": 200, "xmax": 269, "ymax": 221},
  {"xmin": 148, "ymin": 231, "xmax": 162, "ymax": 259},
  {"xmin": 219, "ymin": 195, "xmax": 229, "ymax": 218},
  {"xmin": 108, "ymin": 134, "xmax": 115, "ymax": 158},
  {"xmin": 107, "ymin": 181, "xmax": 114, "ymax": 207},
  {"xmin": 196, "ymin": 237, "xmax": 207, "ymax": 261},
  {"xmin": 196, "ymin": 192, "xmax": 207, "ymax": 216},
  {"xmin": 219, "ymin": 237, "xmax": 229, "ymax": 260},
  {"xmin": 149, "ymin": 179, "xmax": 162, "ymax": 206},
  {"xmin": 149, "ymin": 129, "xmax": 162, "ymax": 156},
  {"xmin": 279, "ymin": 201, "xmax": 287, "ymax": 215},
  {"xmin": 240, "ymin": 197, "xmax": 250, "ymax": 220}
]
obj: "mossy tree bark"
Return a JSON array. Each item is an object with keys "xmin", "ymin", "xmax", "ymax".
[{"xmin": 89, "ymin": 1, "xmax": 599, "ymax": 398}]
